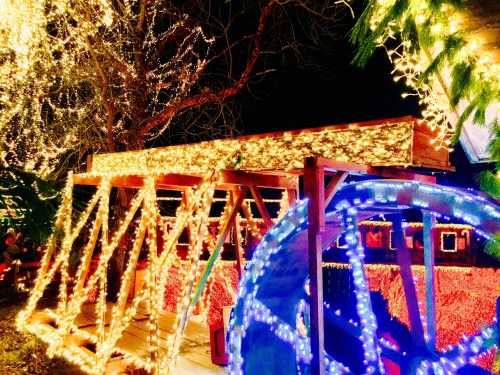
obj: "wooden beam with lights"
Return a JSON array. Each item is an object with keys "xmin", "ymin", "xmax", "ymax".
[
  {"xmin": 248, "ymin": 186, "xmax": 273, "ymax": 230},
  {"xmin": 73, "ymin": 170, "xmax": 298, "ymax": 190},
  {"xmin": 304, "ymin": 157, "xmax": 326, "ymax": 375}
]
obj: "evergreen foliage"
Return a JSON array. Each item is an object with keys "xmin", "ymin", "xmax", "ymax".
[
  {"xmin": 484, "ymin": 233, "xmax": 500, "ymax": 259},
  {"xmin": 0, "ymin": 168, "xmax": 60, "ymax": 245},
  {"xmin": 350, "ymin": 0, "xmax": 499, "ymax": 198}
]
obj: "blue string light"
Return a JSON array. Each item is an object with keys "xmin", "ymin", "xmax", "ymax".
[{"xmin": 228, "ymin": 180, "xmax": 499, "ymax": 374}]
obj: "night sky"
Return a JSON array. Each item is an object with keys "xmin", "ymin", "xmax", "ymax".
[{"xmin": 240, "ymin": 49, "xmax": 419, "ymax": 134}]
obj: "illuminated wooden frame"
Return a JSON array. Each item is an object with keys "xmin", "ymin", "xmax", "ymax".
[{"xmin": 18, "ymin": 116, "xmax": 452, "ymax": 374}]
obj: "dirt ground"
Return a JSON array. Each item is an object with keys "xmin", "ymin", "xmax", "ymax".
[{"xmin": 0, "ymin": 292, "xmax": 85, "ymax": 375}]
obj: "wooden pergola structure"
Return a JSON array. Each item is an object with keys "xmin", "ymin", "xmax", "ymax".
[{"xmin": 18, "ymin": 116, "xmax": 450, "ymax": 374}]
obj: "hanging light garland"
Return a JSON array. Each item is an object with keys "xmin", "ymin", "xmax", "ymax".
[{"xmin": 351, "ymin": 0, "xmax": 499, "ymax": 152}]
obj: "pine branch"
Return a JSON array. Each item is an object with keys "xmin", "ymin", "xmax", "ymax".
[
  {"xmin": 352, "ymin": 0, "xmax": 410, "ymax": 67},
  {"xmin": 419, "ymin": 33, "xmax": 465, "ymax": 84},
  {"xmin": 478, "ymin": 171, "xmax": 500, "ymax": 199},
  {"xmin": 450, "ymin": 62, "xmax": 473, "ymax": 108}
]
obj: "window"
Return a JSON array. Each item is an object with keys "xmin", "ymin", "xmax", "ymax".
[
  {"xmin": 441, "ymin": 232, "xmax": 457, "ymax": 252},
  {"xmin": 412, "ymin": 230, "xmax": 424, "ymax": 250},
  {"xmin": 405, "ymin": 235, "xmax": 413, "ymax": 249},
  {"xmin": 365, "ymin": 228, "xmax": 384, "ymax": 248},
  {"xmin": 391, "ymin": 231, "xmax": 415, "ymax": 250}
]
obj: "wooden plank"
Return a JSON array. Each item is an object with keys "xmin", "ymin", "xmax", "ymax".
[
  {"xmin": 74, "ymin": 170, "xmax": 298, "ymax": 190},
  {"xmin": 248, "ymin": 186, "xmax": 273, "ymax": 229},
  {"xmin": 314, "ymin": 156, "xmax": 370, "ymax": 175},
  {"xmin": 31, "ymin": 304, "xmax": 218, "ymax": 373},
  {"xmin": 231, "ymin": 190, "xmax": 244, "ymax": 279},
  {"xmin": 220, "ymin": 170, "xmax": 298, "ymax": 189},
  {"xmin": 423, "ymin": 211, "xmax": 436, "ymax": 350},
  {"xmin": 73, "ymin": 174, "xmax": 201, "ymax": 189},
  {"xmin": 367, "ymin": 167, "xmax": 437, "ymax": 183},
  {"xmin": 287, "ymin": 187, "xmax": 298, "ymax": 206},
  {"xmin": 412, "ymin": 123, "xmax": 453, "ymax": 170},
  {"xmin": 324, "ymin": 172, "xmax": 348, "ymax": 208},
  {"xmin": 391, "ymin": 214, "xmax": 426, "ymax": 348},
  {"xmin": 303, "ymin": 156, "xmax": 325, "ymax": 375}
]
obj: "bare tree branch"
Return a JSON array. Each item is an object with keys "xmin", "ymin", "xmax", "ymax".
[{"xmin": 139, "ymin": 0, "xmax": 278, "ymax": 138}]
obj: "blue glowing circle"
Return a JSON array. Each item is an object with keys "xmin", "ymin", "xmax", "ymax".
[{"xmin": 228, "ymin": 180, "xmax": 499, "ymax": 374}]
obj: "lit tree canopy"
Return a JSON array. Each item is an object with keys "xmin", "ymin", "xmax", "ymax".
[{"xmin": 0, "ymin": 0, "xmax": 345, "ymax": 177}]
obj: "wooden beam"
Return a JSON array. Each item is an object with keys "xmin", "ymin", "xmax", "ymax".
[
  {"xmin": 73, "ymin": 174, "xmax": 201, "ymax": 189},
  {"xmin": 314, "ymin": 156, "xmax": 370, "ymax": 175},
  {"xmin": 73, "ymin": 170, "xmax": 297, "ymax": 190},
  {"xmin": 303, "ymin": 156, "xmax": 325, "ymax": 375},
  {"xmin": 324, "ymin": 172, "xmax": 348, "ymax": 208},
  {"xmin": 423, "ymin": 211, "xmax": 436, "ymax": 350},
  {"xmin": 391, "ymin": 214, "xmax": 426, "ymax": 347},
  {"xmin": 248, "ymin": 186, "xmax": 273, "ymax": 229},
  {"xmin": 287, "ymin": 188, "xmax": 298, "ymax": 206},
  {"xmin": 220, "ymin": 170, "xmax": 298, "ymax": 189},
  {"xmin": 231, "ymin": 189, "xmax": 244, "ymax": 279},
  {"xmin": 367, "ymin": 167, "xmax": 437, "ymax": 183}
]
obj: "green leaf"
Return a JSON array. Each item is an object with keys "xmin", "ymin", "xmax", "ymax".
[
  {"xmin": 484, "ymin": 233, "xmax": 500, "ymax": 259},
  {"xmin": 450, "ymin": 97, "xmax": 478, "ymax": 145},
  {"xmin": 350, "ymin": 0, "xmax": 376, "ymax": 46},
  {"xmin": 478, "ymin": 171, "xmax": 500, "ymax": 199},
  {"xmin": 352, "ymin": 0, "xmax": 410, "ymax": 67},
  {"xmin": 401, "ymin": 16, "xmax": 419, "ymax": 52},
  {"xmin": 450, "ymin": 62, "xmax": 473, "ymax": 108},
  {"xmin": 419, "ymin": 33, "xmax": 465, "ymax": 84},
  {"xmin": 487, "ymin": 120, "xmax": 500, "ymax": 161}
]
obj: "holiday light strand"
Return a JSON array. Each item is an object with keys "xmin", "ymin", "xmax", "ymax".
[
  {"xmin": 358, "ymin": 0, "xmax": 499, "ymax": 151},
  {"xmin": 229, "ymin": 179, "xmax": 499, "ymax": 374},
  {"xmin": 0, "ymin": 0, "xmax": 214, "ymax": 176}
]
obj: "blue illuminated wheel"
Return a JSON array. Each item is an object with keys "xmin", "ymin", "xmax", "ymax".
[{"xmin": 228, "ymin": 180, "xmax": 499, "ymax": 375}]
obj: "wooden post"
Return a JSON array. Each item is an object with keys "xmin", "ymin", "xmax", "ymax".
[
  {"xmin": 303, "ymin": 157, "xmax": 325, "ymax": 375},
  {"xmin": 287, "ymin": 188, "xmax": 298, "ymax": 206},
  {"xmin": 423, "ymin": 211, "xmax": 436, "ymax": 350},
  {"xmin": 231, "ymin": 189, "xmax": 244, "ymax": 279},
  {"xmin": 249, "ymin": 185, "xmax": 273, "ymax": 229},
  {"xmin": 391, "ymin": 214, "xmax": 426, "ymax": 347}
]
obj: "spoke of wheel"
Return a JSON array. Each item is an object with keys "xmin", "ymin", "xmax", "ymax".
[
  {"xmin": 391, "ymin": 213, "xmax": 426, "ymax": 348},
  {"xmin": 422, "ymin": 210, "xmax": 436, "ymax": 350},
  {"xmin": 341, "ymin": 209, "xmax": 383, "ymax": 373}
]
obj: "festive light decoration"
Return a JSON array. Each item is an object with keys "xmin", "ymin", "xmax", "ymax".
[
  {"xmin": 324, "ymin": 262, "xmax": 499, "ymax": 370},
  {"xmin": 16, "ymin": 163, "xmax": 230, "ymax": 374},
  {"xmin": 340, "ymin": 207, "xmax": 385, "ymax": 373},
  {"xmin": 17, "ymin": 141, "xmax": 293, "ymax": 373},
  {"xmin": 228, "ymin": 179, "xmax": 499, "ymax": 374},
  {"xmin": 0, "ymin": 0, "xmax": 213, "ymax": 175},
  {"xmin": 359, "ymin": 220, "xmax": 473, "ymax": 230},
  {"xmin": 88, "ymin": 119, "xmax": 429, "ymax": 176},
  {"xmin": 351, "ymin": 0, "xmax": 499, "ymax": 151}
]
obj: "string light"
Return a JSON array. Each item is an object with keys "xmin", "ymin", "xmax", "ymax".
[
  {"xmin": 88, "ymin": 120, "xmax": 416, "ymax": 177},
  {"xmin": 0, "ymin": 0, "xmax": 214, "ymax": 176},
  {"xmin": 368, "ymin": 0, "xmax": 499, "ymax": 151},
  {"xmin": 18, "ymin": 147, "xmax": 272, "ymax": 374}
]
